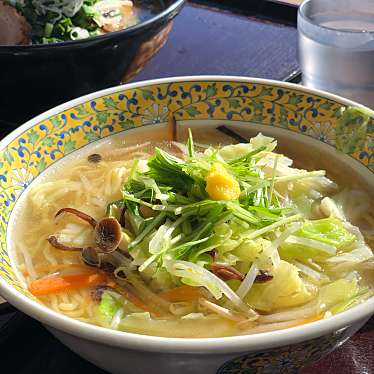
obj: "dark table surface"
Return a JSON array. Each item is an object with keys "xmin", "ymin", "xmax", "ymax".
[
  {"xmin": 0, "ymin": 1, "xmax": 373, "ymax": 373},
  {"xmin": 133, "ymin": 1, "xmax": 299, "ymax": 82}
]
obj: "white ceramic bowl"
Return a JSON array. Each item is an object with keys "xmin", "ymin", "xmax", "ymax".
[{"xmin": 1, "ymin": 76, "xmax": 373, "ymax": 374}]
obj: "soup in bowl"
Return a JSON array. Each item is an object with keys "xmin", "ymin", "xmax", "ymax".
[{"xmin": 0, "ymin": 77, "xmax": 373, "ymax": 373}]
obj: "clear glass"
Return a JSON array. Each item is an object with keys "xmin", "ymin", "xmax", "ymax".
[{"xmin": 298, "ymin": 0, "xmax": 374, "ymax": 108}]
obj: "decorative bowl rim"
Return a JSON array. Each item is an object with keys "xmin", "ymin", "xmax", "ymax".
[
  {"xmin": 0, "ymin": 0, "xmax": 186, "ymax": 51},
  {"xmin": 0, "ymin": 75, "xmax": 373, "ymax": 355}
]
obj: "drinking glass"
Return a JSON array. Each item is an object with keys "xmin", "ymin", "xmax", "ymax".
[{"xmin": 298, "ymin": 0, "xmax": 374, "ymax": 108}]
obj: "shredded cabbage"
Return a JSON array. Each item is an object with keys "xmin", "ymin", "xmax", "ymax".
[
  {"xmin": 329, "ymin": 289, "xmax": 373, "ymax": 315},
  {"xmin": 290, "ymin": 259, "xmax": 329, "ymax": 285},
  {"xmin": 318, "ymin": 278, "xmax": 359, "ymax": 310},
  {"xmin": 279, "ymin": 218, "xmax": 358, "ymax": 261},
  {"xmin": 217, "ymin": 133, "xmax": 276, "ymax": 162},
  {"xmin": 245, "ymin": 261, "xmax": 314, "ymax": 312},
  {"xmin": 95, "ymin": 291, "xmax": 122, "ymax": 327},
  {"xmin": 296, "ymin": 218, "xmax": 356, "ymax": 248},
  {"xmin": 325, "ymin": 245, "xmax": 373, "ymax": 264}
]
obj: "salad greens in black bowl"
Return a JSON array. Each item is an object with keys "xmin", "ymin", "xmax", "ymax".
[
  {"xmin": 2, "ymin": 0, "xmax": 146, "ymax": 44},
  {"xmin": 0, "ymin": 0, "xmax": 185, "ymax": 124}
]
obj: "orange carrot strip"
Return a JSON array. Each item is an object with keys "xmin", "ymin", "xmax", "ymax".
[
  {"xmin": 29, "ymin": 273, "xmax": 107, "ymax": 296},
  {"xmin": 159, "ymin": 285, "xmax": 201, "ymax": 302}
]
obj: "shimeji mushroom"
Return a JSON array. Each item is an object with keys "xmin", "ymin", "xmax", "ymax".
[{"xmin": 48, "ymin": 208, "xmax": 123, "ymax": 268}]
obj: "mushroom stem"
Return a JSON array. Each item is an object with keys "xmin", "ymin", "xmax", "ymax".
[
  {"xmin": 47, "ymin": 235, "xmax": 84, "ymax": 252},
  {"xmin": 211, "ymin": 263, "xmax": 245, "ymax": 281},
  {"xmin": 55, "ymin": 208, "xmax": 97, "ymax": 228},
  {"xmin": 209, "ymin": 250, "xmax": 245, "ymax": 281},
  {"xmin": 49, "ymin": 211, "xmax": 122, "ymax": 255},
  {"xmin": 119, "ymin": 206, "xmax": 127, "ymax": 227},
  {"xmin": 81, "ymin": 247, "xmax": 101, "ymax": 267}
]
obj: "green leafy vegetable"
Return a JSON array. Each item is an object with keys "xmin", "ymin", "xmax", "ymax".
[
  {"xmin": 279, "ymin": 218, "xmax": 357, "ymax": 262},
  {"xmin": 336, "ymin": 106, "xmax": 372, "ymax": 154},
  {"xmin": 187, "ymin": 128, "xmax": 195, "ymax": 158},
  {"xmin": 146, "ymin": 148, "xmax": 196, "ymax": 194},
  {"xmin": 7, "ymin": 0, "xmax": 139, "ymax": 44},
  {"xmin": 296, "ymin": 218, "xmax": 356, "ymax": 249},
  {"xmin": 95, "ymin": 291, "xmax": 122, "ymax": 326}
]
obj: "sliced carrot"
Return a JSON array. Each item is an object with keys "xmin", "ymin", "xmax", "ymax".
[
  {"xmin": 159, "ymin": 285, "xmax": 201, "ymax": 302},
  {"xmin": 28, "ymin": 273, "xmax": 107, "ymax": 296}
]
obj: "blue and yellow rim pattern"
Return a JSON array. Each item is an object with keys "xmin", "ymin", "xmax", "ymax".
[{"xmin": 0, "ymin": 80, "xmax": 373, "ymax": 295}]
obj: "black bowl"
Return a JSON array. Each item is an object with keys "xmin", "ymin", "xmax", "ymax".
[{"xmin": 0, "ymin": 0, "xmax": 185, "ymax": 125}]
